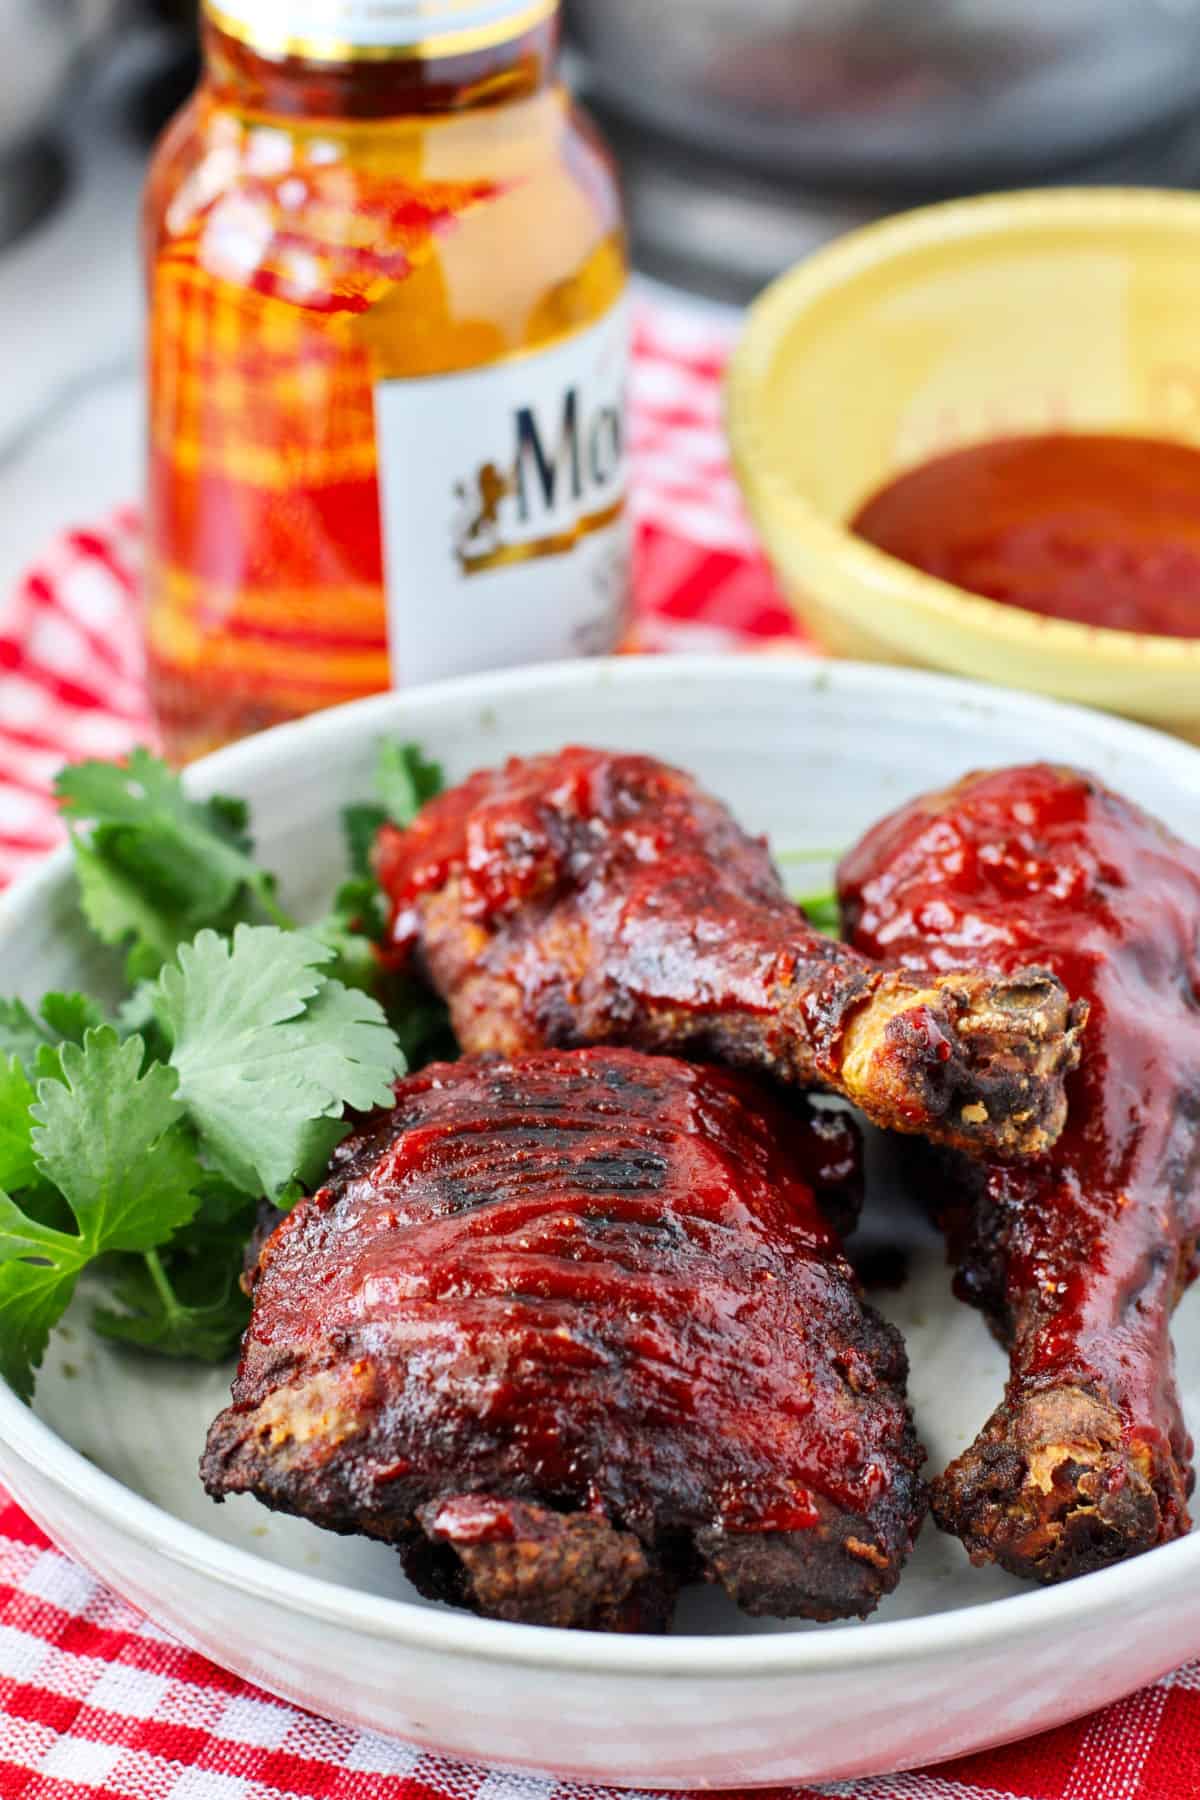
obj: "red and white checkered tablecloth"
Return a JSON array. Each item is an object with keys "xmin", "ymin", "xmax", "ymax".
[{"xmin": 0, "ymin": 300, "xmax": 1197, "ymax": 1798}]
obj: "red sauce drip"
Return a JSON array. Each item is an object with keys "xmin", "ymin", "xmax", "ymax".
[
  {"xmin": 852, "ymin": 433, "xmax": 1200, "ymax": 637},
  {"xmin": 838, "ymin": 764, "xmax": 1200, "ymax": 1474}
]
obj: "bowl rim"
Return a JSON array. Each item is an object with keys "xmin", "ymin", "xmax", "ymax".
[
  {"xmin": 726, "ymin": 184, "xmax": 1200, "ymax": 669},
  {"xmin": 3, "ymin": 653, "xmax": 1200, "ymax": 1682}
]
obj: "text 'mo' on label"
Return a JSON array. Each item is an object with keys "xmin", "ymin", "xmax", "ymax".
[{"xmin": 376, "ymin": 299, "xmax": 630, "ymax": 687}]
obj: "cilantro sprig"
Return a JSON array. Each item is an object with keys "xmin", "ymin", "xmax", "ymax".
[
  {"xmin": 798, "ymin": 890, "xmax": 840, "ymax": 936},
  {"xmin": 776, "ymin": 848, "xmax": 841, "ymax": 937},
  {"xmin": 159, "ymin": 927, "xmax": 402, "ymax": 1201},
  {"xmin": 0, "ymin": 1029, "xmax": 204, "ymax": 1400},
  {"xmin": 313, "ymin": 738, "xmax": 444, "ymax": 981},
  {"xmin": 57, "ymin": 748, "xmax": 293, "ymax": 982},
  {"xmin": 0, "ymin": 739, "xmax": 450, "ymax": 1399},
  {"xmin": 314, "ymin": 742, "xmax": 456, "ymax": 1065}
]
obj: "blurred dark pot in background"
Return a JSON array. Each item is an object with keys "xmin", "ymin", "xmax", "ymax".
[
  {"xmin": 0, "ymin": 0, "xmax": 121, "ymax": 161},
  {"xmin": 0, "ymin": 0, "xmax": 123, "ymax": 243},
  {"xmin": 566, "ymin": 0, "xmax": 1200, "ymax": 190}
]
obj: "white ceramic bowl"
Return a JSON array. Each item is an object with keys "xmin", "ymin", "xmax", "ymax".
[{"xmin": 1, "ymin": 657, "xmax": 1199, "ymax": 1788}]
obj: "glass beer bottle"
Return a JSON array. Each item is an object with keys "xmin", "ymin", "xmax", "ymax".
[{"xmin": 144, "ymin": 0, "xmax": 629, "ymax": 760}]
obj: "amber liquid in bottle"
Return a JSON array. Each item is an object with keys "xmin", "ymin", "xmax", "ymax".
[{"xmin": 144, "ymin": 3, "xmax": 627, "ymax": 760}]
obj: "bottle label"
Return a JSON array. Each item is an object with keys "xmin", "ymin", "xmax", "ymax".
[
  {"xmin": 205, "ymin": 0, "xmax": 557, "ymax": 61},
  {"xmin": 375, "ymin": 299, "xmax": 631, "ymax": 688}
]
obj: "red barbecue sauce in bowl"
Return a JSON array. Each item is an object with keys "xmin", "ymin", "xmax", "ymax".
[{"xmin": 852, "ymin": 433, "xmax": 1200, "ymax": 638}]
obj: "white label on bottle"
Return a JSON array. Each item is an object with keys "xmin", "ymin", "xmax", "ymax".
[{"xmin": 376, "ymin": 299, "xmax": 630, "ymax": 687}]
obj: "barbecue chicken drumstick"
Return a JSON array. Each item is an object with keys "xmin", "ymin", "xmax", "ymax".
[
  {"xmin": 375, "ymin": 748, "xmax": 1083, "ymax": 1162},
  {"xmin": 839, "ymin": 763, "xmax": 1200, "ymax": 1582},
  {"xmin": 203, "ymin": 1048, "xmax": 925, "ymax": 1630}
]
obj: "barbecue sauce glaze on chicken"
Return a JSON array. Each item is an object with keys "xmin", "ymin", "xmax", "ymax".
[
  {"xmin": 840, "ymin": 764, "xmax": 1200, "ymax": 1579},
  {"xmin": 203, "ymin": 1049, "xmax": 925, "ymax": 1630},
  {"xmin": 375, "ymin": 746, "xmax": 1084, "ymax": 1163}
]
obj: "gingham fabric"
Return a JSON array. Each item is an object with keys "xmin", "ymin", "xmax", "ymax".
[{"xmin": 0, "ymin": 301, "xmax": 1196, "ymax": 1798}]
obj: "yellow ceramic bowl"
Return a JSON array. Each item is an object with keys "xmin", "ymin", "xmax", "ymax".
[{"xmin": 726, "ymin": 188, "xmax": 1200, "ymax": 737}]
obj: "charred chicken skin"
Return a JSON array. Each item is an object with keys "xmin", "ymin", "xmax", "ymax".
[
  {"xmin": 839, "ymin": 764, "xmax": 1200, "ymax": 1582},
  {"xmin": 202, "ymin": 1048, "xmax": 924, "ymax": 1630},
  {"xmin": 375, "ymin": 748, "xmax": 1083, "ymax": 1163}
]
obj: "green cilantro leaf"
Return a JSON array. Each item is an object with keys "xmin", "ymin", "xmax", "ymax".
[
  {"xmin": 156, "ymin": 927, "xmax": 405, "ymax": 1199},
  {"xmin": 311, "ymin": 877, "xmax": 388, "ymax": 993},
  {"xmin": 39, "ymin": 993, "xmax": 107, "ymax": 1047},
  {"xmin": 115, "ymin": 982, "xmax": 170, "ymax": 1060},
  {"xmin": 0, "ymin": 1001, "xmax": 114, "ymax": 1208},
  {"xmin": 0, "ymin": 1191, "xmax": 73, "ymax": 1266},
  {"xmin": 191, "ymin": 1174, "xmax": 257, "ymax": 1230},
  {"xmin": 56, "ymin": 748, "xmax": 292, "ymax": 974},
  {"xmin": 332, "ymin": 876, "xmax": 388, "ymax": 945},
  {"xmin": 31, "ymin": 1031, "xmax": 203, "ymax": 1254},
  {"xmin": 0, "ymin": 1000, "xmax": 51, "ymax": 1074},
  {"xmin": 0, "ymin": 1028, "xmax": 206, "ymax": 1398},
  {"xmin": 310, "ymin": 895, "xmax": 454, "ymax": 1063},
  {"xmin": 8, "ymin": 1182, "xmax": 74, "ymax": 1238},
  {"xmin": 71, "ymin": 833, "xmax": 195, "ymax": 969},
  {"xmin": 326, "ymin": 741, "xmax": 445, "ymax": 1005},
  {"xmin": 341, "ymin": 741, "xmax": 442, "ymax": 873},
  {"xmin": 93, "ymin": 1240, "xmax": 250, "ymax": 1364},
  {"xmin": 387, "ymin": 979, "xmax": 457, "ymax": 1069},
  {"xmin": 90, "ymin": 1171, "xmax": 257, "ymax": 1365},
  {"xmin": 0, "ymin": 993, "xmax": 111, "ymax": 1074},
  {"xmin": 0, "ymin": 1258, "xmax": 79, "ymax": 1403},
  {"xmin": 342, "ymin": 805, "xmax": 388, "ymax": 880},
  {"xmin": 311, "ymin": 921, "xmax": 380, "ymax": 998},
  {"xmin": 0, "ymin": 1058, "xmax": 38, "ymax": 1194},
  {"xmin": 797, "ymin": 890, "xmax": 840, "ymax": 937},
  {"xmin": 56, "ymin": 749, "xmax": 253, "ymax": 863},
  {"xmin": 0, "ymin": 741, "xmax": 448, "ymax": 1396},
  {"xmin": 376, "ymin": 741, "xmax": 443, "ymax": 828}
]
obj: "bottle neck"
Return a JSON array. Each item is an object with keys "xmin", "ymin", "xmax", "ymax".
[{"xmin": 202, "ymin": 1, "xmax": 560, "ymax": 119}]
